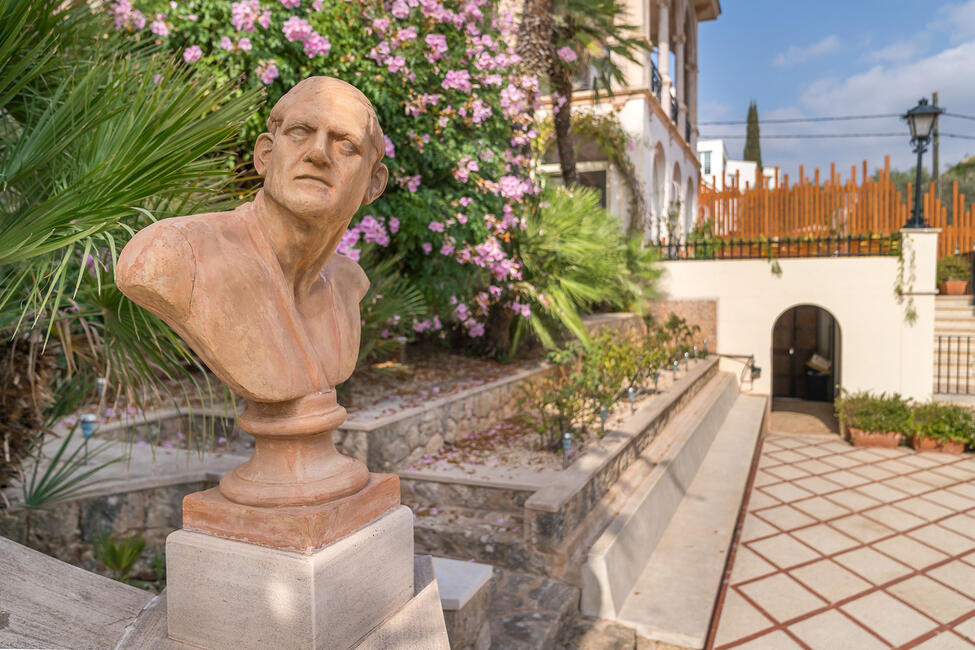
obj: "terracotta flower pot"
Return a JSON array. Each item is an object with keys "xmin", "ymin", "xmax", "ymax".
[
  {"xmin": 849, "ymin": 428, "xmax": 902, "ymax": 448},
  {"xmin": 939, "ymin": 280, "xmax": 969, "ymax": 296},
  {"xmin": 911, "ymin": 435, "xmax": 965, "ymax": 454}
]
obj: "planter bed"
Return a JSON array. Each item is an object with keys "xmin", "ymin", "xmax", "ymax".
[
  {"xmin": 401, "ymin": 357, "xmax": 721, "ymax": 578},
  {"xmin": 849, "ymin": 428, "xmax": 903, "ymax": 448},
  {"xmin": 911, "ymin": 436, "xmax": 966, "ymax": 454}
]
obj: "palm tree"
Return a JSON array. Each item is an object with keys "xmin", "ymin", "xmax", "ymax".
[
  {"xmin": 519, "ymin": 0, "xmax": 647, "ymax": 186},
  {"xmin": 0, "ymin": 0, "xmax": 260, "ymax": 495}
]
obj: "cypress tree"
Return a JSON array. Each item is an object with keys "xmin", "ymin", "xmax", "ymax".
[{"xmin": 743, "ymin": 100, "xmax": 762, "ymax": 170}]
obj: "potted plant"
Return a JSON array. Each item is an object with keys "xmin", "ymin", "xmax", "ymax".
[
  {"xmin": 909, "ymin": 402, "xmax": 974, "ymax": 454},
  {"xmin": 844, "ymin": 393, "xmax": 911, "ymax": 448},
  {"xmin": 937, "ymin": 255, "xmax": 971, "ymax": 296}
]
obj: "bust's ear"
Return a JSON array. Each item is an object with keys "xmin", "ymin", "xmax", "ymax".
[
  {"xmin": 362, "ymin": 162, "xmax": 388, "ymax": 206},
  {"xmin": 254, "ymin": 133, "xmax": 274, "ymax": 178}
]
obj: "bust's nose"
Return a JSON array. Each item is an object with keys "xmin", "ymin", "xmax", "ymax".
[{"xmin": 304, "ymin": 133, "xmax": 331, "ymax": 167}]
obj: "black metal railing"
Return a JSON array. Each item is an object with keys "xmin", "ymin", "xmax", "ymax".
[
  {"xmin": 936, "ymin": 335, "xmax": 975, "ymax": 394},
  {"xmin": 670, "ymin": 95, "xmax": 678, "ymax": 122},
  {"xmin": 647, "ymin": 234, "xmax": 902, "ymax": 261},
  {"xmin": 651, "ymin": 60, "xmax": 661, "ymax": 101}
]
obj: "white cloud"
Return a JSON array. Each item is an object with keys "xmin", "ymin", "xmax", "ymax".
[
  {"xmin": 863, "ymin": 42, "xmax": 921, "ymax": 64},
  {"xmin": 933, "ymin": 0, "xmax": 975, "ymax": 44},
  {"xmin": 772, "ymin": 35, "xmax": 840, "ymax": 68}
]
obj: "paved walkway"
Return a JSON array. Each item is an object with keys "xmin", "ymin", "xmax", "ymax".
[{"xmin": 711, "ymin": 432, "xmax": 975, "ymax": 649}]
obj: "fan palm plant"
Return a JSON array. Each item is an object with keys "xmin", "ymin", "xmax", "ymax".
[{"xmin": 0, "ymin": 0, "xmax": 261, "ymax": 500}]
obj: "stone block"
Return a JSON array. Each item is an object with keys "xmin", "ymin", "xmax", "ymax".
[
  {"xmin": 166, "ymin": 505, "xmax": 415, "ymax": 649},
  {"xmin": 433, "ymin": 557, "xmax": 493, "ymax": 650}
]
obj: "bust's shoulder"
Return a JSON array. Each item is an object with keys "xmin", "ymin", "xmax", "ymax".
[
  {"xmin": 117, "ymin": 211, "xmax": 236, "ymax": 319},
  {"xmin": 324, "ymin": 253, "xmax": 369, "ymax": 302}
]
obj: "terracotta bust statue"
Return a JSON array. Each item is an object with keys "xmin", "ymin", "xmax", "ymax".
[{"xmin": 117, "ymin": 77, "xmax": 388, "ymax": 507}]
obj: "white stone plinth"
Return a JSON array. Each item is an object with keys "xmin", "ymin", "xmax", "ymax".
[{"xmin": 166, "ymin": 505, "xmax": 414, "ymax": 649}]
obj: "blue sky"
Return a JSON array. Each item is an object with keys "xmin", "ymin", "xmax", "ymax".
[{"xmin": 697, "ymin": 0, "xmax": 975, "ymax": 178}]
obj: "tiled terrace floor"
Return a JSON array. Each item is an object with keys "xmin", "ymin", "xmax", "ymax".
[{"xmin": 711, "ymin": 433, "xmax": 975, "ymax": 649}]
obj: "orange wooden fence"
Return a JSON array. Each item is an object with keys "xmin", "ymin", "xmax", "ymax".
[{"xmin": 698, "ymin": 155, "xmax": 975, "ymax": 259}]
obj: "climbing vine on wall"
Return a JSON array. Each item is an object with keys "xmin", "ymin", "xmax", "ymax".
[
  {"xmin": 895, "ymin": 234, "xmax": 918, "ymax": 325},
  {"xmin": 534, "ymin": 110, "xmax": 647, "ymax": 236}
]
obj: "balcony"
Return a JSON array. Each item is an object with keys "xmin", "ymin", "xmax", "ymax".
[
  {"xmin": 670, "ymin": 95, "xmax": 678, "ymax": 122},
  {"xmin": 651, "ymin": 60, "xmax": 661, "ymax": 101}
]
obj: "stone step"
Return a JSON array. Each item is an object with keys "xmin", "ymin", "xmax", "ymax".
[
  {"xmin": 585, "ymin": 393, "xmax": 768, "ymax": 650},
  {"xmin": 411, "ymin": 504, "xmax": 530, "ymax": 571},
  {"xmin": 487, "ymin": 567, "xmax": 579, "ymax": 650},
  {"xmin": 401, "ymin": 474, "xmax": 535, "ymax": 514}
]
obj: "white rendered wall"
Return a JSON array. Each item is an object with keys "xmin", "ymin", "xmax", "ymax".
[{"xmin": 657, "ymin": 230, "xmax": 938, "ymax": 401}]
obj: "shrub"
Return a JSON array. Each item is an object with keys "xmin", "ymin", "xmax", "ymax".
[
  {"xmin": 510, "ymin": 185, "xmax": 659, "ymax": 352},
  {"xmin": 110, "ymin": 0, "xmax": 539, "ymax": 344},
  {"xmin": 911, "ymin": 402, "xmax": 975, "ymax": 444},
  {"xmin": 937, "ymin": 254, "xmax": 971, "ymax": 284},
  {"xmin": 839, "ymin": 392, "xmax": 912, "ymax": 435}
]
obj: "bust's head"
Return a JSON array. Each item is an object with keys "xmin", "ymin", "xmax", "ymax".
[{"xmin": 254, "ymin": 77, "xmax": 388, "ymax": 224}]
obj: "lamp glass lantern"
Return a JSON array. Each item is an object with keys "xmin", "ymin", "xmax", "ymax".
[{"xmin": 901, "ymin": 98, "xmax": 945, "ymax": 228}]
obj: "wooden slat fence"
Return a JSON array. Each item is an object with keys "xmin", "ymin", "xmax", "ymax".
[{"xmin": 698, "ymin": 155, "xmax": 975, "ymax": 259}]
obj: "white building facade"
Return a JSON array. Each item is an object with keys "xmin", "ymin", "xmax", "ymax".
[
  {"xmin": 538, "ymin": 0, "xmax": 721, "ymax": 242},
  {"xmin": 698, "ymin": 138, "xmax": 779, "ymax": 190}
]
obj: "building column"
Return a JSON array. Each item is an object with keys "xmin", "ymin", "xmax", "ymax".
[
  {"xmin": 675, "ymin": 33, "xmax": 686, "ymax": 134},
  {"xmin": 657, "ymin": 0, "xmax": 670, "ymax": 104},
  {"xmin": 687, "ymin": 64, "xmax": 698, "ymax": 149}
]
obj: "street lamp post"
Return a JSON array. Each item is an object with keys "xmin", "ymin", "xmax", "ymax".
[{"xmin": 902, "ymin": 98, "xmax": 945, "ymax": 228}]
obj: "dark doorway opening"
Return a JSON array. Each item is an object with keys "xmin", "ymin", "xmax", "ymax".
[{"xmin": 771, "ymin": 305, "xmax": 841, "ymax": 402}]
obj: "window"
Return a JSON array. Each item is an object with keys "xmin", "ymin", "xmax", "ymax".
[{"xmin": 700, "ymin": 151, "xmax": 711, "ymax": 175}]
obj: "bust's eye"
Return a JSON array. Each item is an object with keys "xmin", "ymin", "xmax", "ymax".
[
  {"xmin": 339, "ymin": 139, "xmax": 360, "ymax": 156},
  {"xmin": 288, "ymin": 125, "xmax": 310, "ymax": 139}
]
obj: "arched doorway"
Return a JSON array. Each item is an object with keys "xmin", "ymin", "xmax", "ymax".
[{"xmin": 771, "ymin": 305, "xmax": 841, "ymax": 402}]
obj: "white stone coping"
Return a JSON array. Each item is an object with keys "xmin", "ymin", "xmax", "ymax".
[
  {"xmin": 524, "ymin": 356, "xmax": 719, "ymax": 513},
  {"xmin": 431, "ymin": 556, "xmax": 494, "ymax": 610}
]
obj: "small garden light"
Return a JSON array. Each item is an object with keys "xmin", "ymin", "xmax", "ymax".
[
  {"xmin": 703, "ymin": 339, "xmax": 709, "ymax": 356},
  {"xmin": 628, "ymin": 386, "xmax": 636, "ymax": 413},
  {"xmin": 673, "ymin": 359, "xmax": 679, "ymax": 380},
  {"xmin": 693, "ymin": 345, "xmax": 698, "ymax": 359},
  {"xmin": 81, "ymin": 413, "xmax": 97, "ymax": 463},
  {"xmin": 600, "ymin": 406, "xmax": 608, "ymax": 433},
  {"xmin": 684, "ymin": 351, "xmax": 690, "ymax": 370},
  {"xmin": 562, "ymin": 432, "xmax": 572, "ymax": 469},
  {"xmin": 96, "ymin": 377, "xmax": 106, "ymax": 396},
  {"xmin": 653, "ymin": 370, "xmax": 660, "ymax": 392}
]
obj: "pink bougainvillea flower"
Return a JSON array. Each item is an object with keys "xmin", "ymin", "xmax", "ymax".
[
  {"xmin": 388, "ymin": 217, "xmax": 400, "ymax": 233},
  {"xmin": 149, "ymin": 19, "xmax": 168, "ymax": 36},
  {"xmin": 183, "ymin": 45, "xmax": 203, "ymax": 63},
  {"xmin": 421, "ymin": 242, "xmax": 433, "ymax": 254},
  {"xmin": 279, "ymin": 0, "xmax": 300, "ymax": 8},
  {"xmin": 238, "ymin": 37, "xmax": 253, "ymax": 51},
  {"xmin": 231, "ymin": 0, "xmax": 261, "ymax": 32},
  {"xmin": 304, "ymin": 33, "xmax": 331, "ymax": 58},
  {"xmin": 383, "ymin": 135, "xmax": 395, "ymax": 158},
  {"xmin": 556, "ymin": 46, "xmax": 577, "ymax": 63},
  {"xmin": 219, "ymin": 36, "xmax": 234, "ymax": 50},
  {"xmin": 442, "ymin": 69, "xmax": 471, "ymax": 92},
  {"xmin": 283, "ymin": 16, "xmax": 313, "ymax": 41},
  {"xmin": 390, "ymin": 0, "xmax": 410, "ymax": 18}
]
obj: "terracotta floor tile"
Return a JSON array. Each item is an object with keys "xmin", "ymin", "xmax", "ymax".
[
  {"xmin": 794, "ymin": 459, "xmax": 838, "ymax": 475},
  {"xmin": 962, "ymin": 550, "xmax": 975, "ymax": 568},
  {"xmin": 913, "ymin": 631, "xmax": 975, "ymax": 649},
  {"xmin": 761, "ymin": 482, "xmax": 815, "ymax": 504},
  {"xmin": 856, "ymin": 482, "xmax": 910, "ymax": 504},
  {"xmin": 873, "ymin": 458, "xmax": 923, "ymax": 475},
  {"xmin": 748, "ymin": 533, "xmax": 821, "ymax": 570},
  {"xmin": 851, "ymin": 464, "xmax": 897, "ymax": 481},
  {"xmin": 908, "ymin": 524, "xmax": 975, "ymax": 556},
  {"xmin": 941, "ymin": 514, "xmax": 975, "ymax": 540},
  {"xmin": 791, "ymin": 524, "xmax": 860, "ymax": 555},
  {"xmin": 888, "ymin": 575, "xmax": 975, "ymax": 623},
  {"xmin": 754, "ymin": 505, "xmax": 817, "ymax": 531},
  {"xmin": 791, "ymin": 496, "xmax": 852, "ymax": 521},
  {"xmin": 821, "ymin": 469, "xmax": 871, "ymax": 487},
  {"xmin": 947, "ymin": 482, "xmax": 975, "ymax": 501},
  {"xmin": 841, "ymin": 591, "xmax": 938, "ymax": 646},
  {"xmin": 913, "ymin": 471, "xmax": 962, "ymax": 488},
  {"xmin": 845, "ymin": 449, "xmax": 887, "ymax": 464},
  {"xmin": 873, "ymin": 535, "xmax": 949, "ymax": 569},
  {"xmin": 794, "ymin": 445, "xmax": 833, "ymax": 459},
  {"xmin": 765, "ymin": 464, "xmax": 811, "ymax": 481},
  {"xmin": 819, "ymin": 454, "xmax": 863, "ymax": 470},
  {"xmin": 921, "ymin": 491, "xmax": 975, "ymax": 512},
  {"xmin": 833, "ymin": 547, "xmax": 913, "ymax": 585},
  {"xmin": 928, "ymin": 561, "xmax": 975, "ymax": 600},
  {"xmin": 894, "ymin": 497, "xmax": 955, "ymax": 522},
  {"xmin": 771, "ymin": 436, "xmax": 813, "ymax": 449},
  {"xmin": 820, "ymin": 441, "xmax": 856, "ymax": 453},
  {"xmin": 789, "ymin": 559, "xmax": 871, "ymax": 604},
  {"xmin": 752, "ymin": 470, "xmax": 782, "ymax": 488},
  {"xmin": 767, "ymin": 450, "xmax": 808, "ymax": 464},
  {"xmin": 830, "ymin": 514, "xmax": 896, "ymax": 544},
  {"xmin": 711, "ymin": 589, "xmax": 775, "ymax": 648},
  {"xmin": 827, "ymin": 490, "xmax": 883, "ymax": 514},
  {"xmin": 932, "ymin": 464, "xmax": 975, "ymax": 481},
  {"xmin": 793, "ymin": 475, "xmax": 844, "ymax": 496},
  {"xmin": 882, "ymin": 475, "xmax": 935, "ymax": 496},
  {"xmin": 954, "ymin": 615, "xmax": 975, "ymax": 644},
  {"xmin": 732, "ymin": 630, "xmax": 805, "ymax": 650},
  {"xmin": 861, "ymin": 505, "xmax": 927, "ymax": 532},
  {"xmin": 747, "ymin": 490, "xmax": 782, "ymax": 511},
  {"xmin": 787, "ymin": 609, "xmax": 887, "ymax": 650},
  {"xmin": 729, "ymin": 546, "xmax": 778, "ymax": 585},
  {"xmin": 866, "ymin": 446, "xmax": 910, "ymax": 459},
  {"xmin": 739, "ymin": 514, "xmax": 779, "ymax": 542},
  {"xmin": 897, "ymin": 454, "xmax": 944, "ymax": 469},
  {"xmin": 738, "ymin": 573, "xmax": 827, "ymax": 623}
]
